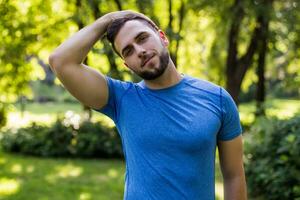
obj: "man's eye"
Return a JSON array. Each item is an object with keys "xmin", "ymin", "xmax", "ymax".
[
  {"xmin": 138, "ymin": 35, "xmax": 148, "ymax": 42},
  {"xmin": 124, "ymin": 48, "xmax": 133, "ymax": 57}
]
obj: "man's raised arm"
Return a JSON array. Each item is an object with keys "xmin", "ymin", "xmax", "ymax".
[{"xmin": 48, "ymin": 11, "xmax": 140, "ymax": 109}]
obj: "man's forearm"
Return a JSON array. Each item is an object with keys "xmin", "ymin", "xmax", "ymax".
[
  {"xmin": 223, "ymin": 175, "xmax": 247, "ymax": 200},
  {"xmin": 49, "ymin": 15, "xmax": 110, "ymax": 67}
]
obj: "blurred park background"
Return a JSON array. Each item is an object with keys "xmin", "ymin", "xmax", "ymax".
[{"xmin": 0, "ymin": 0, "xmax": 300, "ymax": 199}]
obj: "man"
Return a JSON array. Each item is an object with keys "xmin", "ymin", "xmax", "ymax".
[{"xmin": 49, "ymin": 10, "xmax": 247, "ymax": 200}]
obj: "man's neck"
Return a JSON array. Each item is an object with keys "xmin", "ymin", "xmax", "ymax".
[{"xmin": 144, "ymin": 59, "xmax": 182, "ymax": 90}]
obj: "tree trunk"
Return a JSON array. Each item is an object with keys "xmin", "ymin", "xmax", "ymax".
[
  {"xmin": 113, "ymin": 0, "xmax": 122, "ymax": 10},
  {"xmin": 166, "ymin": 0, "xmax": 186, "ymax": 67},
  {"xmin": 225, "ymin": 0, "xmax": 243, "ymax": 103},
  {"xmin": 173, "ymin": 0, "xmax": 185, "ymax": 67},
  {"xmin": 225, "ymin": 0, "xmax": 264, "ymax": 105},
  {"xmin": 255, "ymin": 0, "xmax": 272, "ymax": 116}
]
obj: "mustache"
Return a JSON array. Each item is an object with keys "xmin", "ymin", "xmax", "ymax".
[{"xmin": 141, "ymin": 52, "xmax": 156, "ymax": 68}]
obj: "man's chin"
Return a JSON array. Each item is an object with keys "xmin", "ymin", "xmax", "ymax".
[
  {"xmin": 139, "ymin": 67, "xmax": 167, "ymax": 80},
  {"xmin": 136, "ymin": 50, "xmax": 169, "ymax": 80}
]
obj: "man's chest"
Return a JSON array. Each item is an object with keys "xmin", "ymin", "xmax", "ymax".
[{"xmin": 117, "ymin": 91, "xmax": 222, "ymax": 152}]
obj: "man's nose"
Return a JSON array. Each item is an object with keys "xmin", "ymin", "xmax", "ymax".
[{"xmin": 135, "ymin": 44, "xmax": 146, "ymax": 58}]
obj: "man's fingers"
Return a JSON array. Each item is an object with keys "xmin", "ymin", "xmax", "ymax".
[{"xmin": 106, "ymin": 10, "xmax": 158, "ymax": 30}]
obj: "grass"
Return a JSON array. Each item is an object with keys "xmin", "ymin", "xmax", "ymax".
[{"xmin": 0, "ymin": 151, "xmax": 125, "ymax": 200}]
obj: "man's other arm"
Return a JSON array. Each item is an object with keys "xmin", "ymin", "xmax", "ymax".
[{"xmin": 218, "ymin": 135, "xmax": 247, "ymax": 200}]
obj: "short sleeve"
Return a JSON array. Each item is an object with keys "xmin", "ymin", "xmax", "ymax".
[
  {"xmin": 217, "ymin": 87, "xmax": 243, "ymax": 141},
  {"xmin": 93, "ymin": 76, "xmax": 132, "ymax": 122}
]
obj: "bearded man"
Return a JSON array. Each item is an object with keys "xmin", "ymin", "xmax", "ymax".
[{"xmin": 49, "ymin": 10, "xmax": 247, "ymax": 200}]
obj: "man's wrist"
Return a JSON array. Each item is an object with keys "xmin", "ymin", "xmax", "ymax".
[
  {"xmin": 97, "ymin": 14, "xmax": 112, "ymax": 28},
  {"xmin": 93, "ymin": 15, "xmax": 112, "ymax": 38}
]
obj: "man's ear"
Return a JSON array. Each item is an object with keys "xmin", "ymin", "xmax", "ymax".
[{"xmin": 158, "ymin": 30, "xmax": 169, "ymax": 46}]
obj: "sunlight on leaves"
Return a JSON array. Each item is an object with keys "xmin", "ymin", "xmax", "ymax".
[
  {"xmin": 239, "ymin": 112, "xmax": 255, "ymax": 126},
  {"xmin": 266, "ymin": 101, "xmax": 300, "ymax": 119},
  {"xmin": 7, "ymin": 112, "xmax": 54, "ymax": 129},
  {"xmin": 63, "ymin": 111, "xmax": 81, "ymax": 130}
]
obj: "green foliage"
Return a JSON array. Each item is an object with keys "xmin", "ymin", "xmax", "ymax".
[
  {"xmin": 1, "ymin": 0, "xmax": 300, "ymax": 105},
  {"xmin": 0, "ymin": 0, "xmax": 75, "ymax": 102},
  {"xmin": 245, "ymin": 115, "xmax": 300, "ymax": 200},
  {"xmin": 269, "ymin": 74, "xmax": 300, "ymax": 99},
  {"xmin": 0, "ymin": 117, "xmax": 123, "ymax": 159}
]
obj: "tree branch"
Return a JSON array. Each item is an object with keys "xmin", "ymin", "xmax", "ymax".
[
  {"xmin": 113, "ymin": 0, "xmax": 123, "ymax": 10},
  {"xmin": 173, "ymin": 0, "xmax": 186, "ymax": 66},
  {"xmin": 226, "ymin": 0, "xmax": 244, "ymax": 78}
]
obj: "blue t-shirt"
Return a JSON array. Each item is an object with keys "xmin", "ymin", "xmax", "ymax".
[{"xmin": 94, "ymin": 74, "xmax": 242, "ymax": 200}]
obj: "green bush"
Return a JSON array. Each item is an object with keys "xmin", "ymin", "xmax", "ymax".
[
  {"xmin": 0, "ymin": 117, "xmax": 123, "ymax": 159},
  {"xmin": 245, "ymin": 115, "xmax": 300, "ymax": 200},
  {"xmin": 73, "ymin": 121, "xmax": 123, "ymax": 158}
]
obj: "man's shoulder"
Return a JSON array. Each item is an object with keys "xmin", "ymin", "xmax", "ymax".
[
  {"xmin": 184, "ymin": 75, "xmax": 221, "ymax": 97},
  {"xmin": 106, "ymin": 76, "xmax": 135, "ymax": 90}
]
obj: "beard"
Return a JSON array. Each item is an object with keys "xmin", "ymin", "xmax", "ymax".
[{"xmin": 134, "ymin": 49, "xmax": 170, "ymax": 80}]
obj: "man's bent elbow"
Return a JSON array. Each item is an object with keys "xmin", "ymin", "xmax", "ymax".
[
  {"xmin": 48, "ymin": 53, "xmax": 60, "ymax": 72},
  {"xmin": 48, "ymin": 52, "xmax": 69, "ymax": 73}
]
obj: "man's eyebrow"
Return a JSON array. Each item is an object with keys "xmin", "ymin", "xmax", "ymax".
[{"xmin": 121, "ymin": 31, "xmax": 148, "ymax": 56}]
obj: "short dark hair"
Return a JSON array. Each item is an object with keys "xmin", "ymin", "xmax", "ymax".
[{"xmin": 106, "ymin": 13, "xmax": 159, "ymax": 57}]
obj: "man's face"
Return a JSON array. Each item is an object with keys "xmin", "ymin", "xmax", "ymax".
[{"xmin": 114, "ymin": 20, "xmax": 170, "ymax": 80}]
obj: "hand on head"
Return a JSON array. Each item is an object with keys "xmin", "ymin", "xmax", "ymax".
[{"xmin": 104, "ymin": 10, "xmax": 158, "ymax": 30}]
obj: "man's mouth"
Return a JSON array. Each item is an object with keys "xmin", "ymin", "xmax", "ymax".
[{"xmin": 141, "ymin": 54, "xmax": 155, "ymax": 68}]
